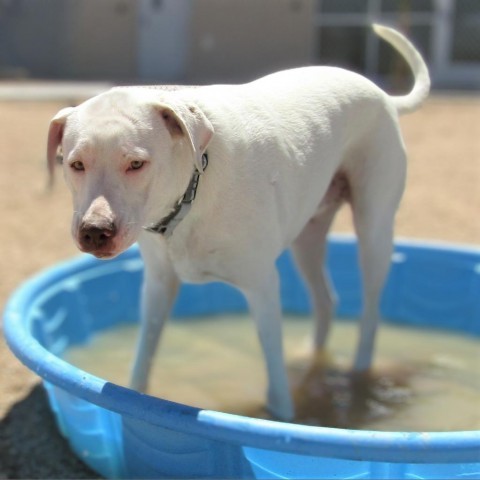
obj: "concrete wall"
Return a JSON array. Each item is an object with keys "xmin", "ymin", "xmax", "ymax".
[
  {"xmin": 0, "ymin": 0, "xmax": 314, "ymax": 83},
  {"xmin": 138, "ymin": 0, "xmax": 191, "ymax": 83},
  {"xmin": 0, "ymin": 0, "xmax": 137, "ymax": 81},
  {"xmin": 61, "ymin": 0, "xmax": 137, "ymax": 81},
  {"xmin": 187, "ymin": 0, "xmax": 315, "ymax": 84},
  {"xmin": 0, "ymin": 0, "xmax": 67, "ymax": 78},
  {"xmin": 1, "ymin": 0, "xmax": 478, "ymax": 88}
]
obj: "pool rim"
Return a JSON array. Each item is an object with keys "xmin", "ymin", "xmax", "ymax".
[{"xmin": 4, "ymin": 235, "xmax": 480, "ymax": 465}]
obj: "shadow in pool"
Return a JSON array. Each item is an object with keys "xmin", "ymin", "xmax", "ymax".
[
  {"xmin": 244, "ymin": 354, "xmax": 415, "ymax": 428},
  {"xmin": 0, "ymin": 384, "xmax": 98, "ymax": 479},
  {"xmin": 291, "ymin": 357, "xmax": 414, "ymax": 428}
]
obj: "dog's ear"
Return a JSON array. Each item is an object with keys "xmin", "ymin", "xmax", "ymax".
[
  {"xmin": 47, "ymin": 107, "xmax": 75, "ymax": 188},
  {"xmin": 156, "ymin": 103, "xmax": 214, "ymax": 173}
]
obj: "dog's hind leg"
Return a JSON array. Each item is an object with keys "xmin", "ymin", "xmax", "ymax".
[
  {"xmin": 349, "ymin": 151, "xmax": 406, "ymax": 372},
  {"xmin": 292, "ymin": 179, "xmax": 346, "ymax": 353},
  {"xmin": 351, "ymin": 211, "xmax": 395, "ymax": 372}
]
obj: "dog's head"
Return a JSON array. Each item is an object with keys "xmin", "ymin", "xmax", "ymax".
[{"xmin": 47, "ymin": 89, "xmax": 213, "ymax": 258}]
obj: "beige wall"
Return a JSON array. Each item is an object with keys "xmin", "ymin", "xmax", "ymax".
[
  {"xmin": 187, "ymin": 0, "xmax": 315, "ymax": 84},
  {"xmin": 0, "ymin": 0, "xmax": 314, "ymax": 83},
  {"xmin": 63, "ymin": 0, "xmax": 137, "ymax": 81},
  {"xmin": 62, "ymin": 0, "xmax": 316, "ymax": 84},
  {"xmin": 0, "ymin": 1, "xmax": 67, "ymax": 78}
]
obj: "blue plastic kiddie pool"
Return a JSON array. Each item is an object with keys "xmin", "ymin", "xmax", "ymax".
[{"xmin": 4, "ymin": 236, "xmax": 480, "ymax": 479}]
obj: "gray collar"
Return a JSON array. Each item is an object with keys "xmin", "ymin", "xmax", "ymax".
[{"xmin": 143, "ymin": 153, "xmax": 208, "ymax": 237}]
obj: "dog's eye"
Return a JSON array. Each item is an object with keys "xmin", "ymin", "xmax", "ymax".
[
  {"xmin": 128, "ymin": 160, "xmax": 145, "ymax": 171},
  {"xmin": 70, "ymin": 161, "xmax": 85, "ymax": 171}
]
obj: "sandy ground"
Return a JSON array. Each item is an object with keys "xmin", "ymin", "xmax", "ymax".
[{"xmin": 0, "ymin": 94, "xmax": 479, "ymax": 478}]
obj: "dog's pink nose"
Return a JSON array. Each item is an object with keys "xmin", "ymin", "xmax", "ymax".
[{"xmin": 79, "ymin": 222, "xmax": 116, "ymax": 251}]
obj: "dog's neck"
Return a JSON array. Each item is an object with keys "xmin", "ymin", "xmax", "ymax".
[{"xmin": 143, "ymin": 153, "xmax": 209, "ymax": 238}]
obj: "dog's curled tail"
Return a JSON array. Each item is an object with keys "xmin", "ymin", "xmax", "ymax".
[{"xmin": 373, "ymin": 23, "xmax": 430, "ymax": 115}]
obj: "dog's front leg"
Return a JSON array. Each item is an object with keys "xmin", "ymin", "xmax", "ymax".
[
  {"xmin": 242, "ymin": 268, "xmax": 294, "ymax": 421},
  {"xmin": 130, "ymin": 238, "xmax": 179, "ymax": 393}
]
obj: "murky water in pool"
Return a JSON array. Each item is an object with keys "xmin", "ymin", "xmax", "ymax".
[{"xmin": 65, "ymin": 315, "xmax": 480, "ymax": 431}]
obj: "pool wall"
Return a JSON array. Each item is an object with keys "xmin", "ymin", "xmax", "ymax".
[{"xmin": 4, "ymin": 236, "xmax": 480, "ymax": 479}]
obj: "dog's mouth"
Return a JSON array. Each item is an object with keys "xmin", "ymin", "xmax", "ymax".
[
  {"xmin": 91, "ymin": 251, "xmax": 117, "ymax": 260},
  {"xmin": 76, "ymin": 234, "xmax": 137, "ymax": 258},
  {"xmin": 76, "ymin": 243, "xmax": 118, "ymax": 259}
]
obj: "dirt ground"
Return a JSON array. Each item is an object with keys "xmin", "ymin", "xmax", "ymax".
[{"xmin": 0, "ymin": 94, "xmax": 479, "ymax": 478}]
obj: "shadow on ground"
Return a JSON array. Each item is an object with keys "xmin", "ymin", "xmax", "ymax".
[{"xmin": 0, "ymin": 384, "xmax": 98, "ymax": 479}]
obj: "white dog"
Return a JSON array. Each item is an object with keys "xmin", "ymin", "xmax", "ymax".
[{"xmin": 47, "ymin": 24, "xmax": 429, "ymax": 421}]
